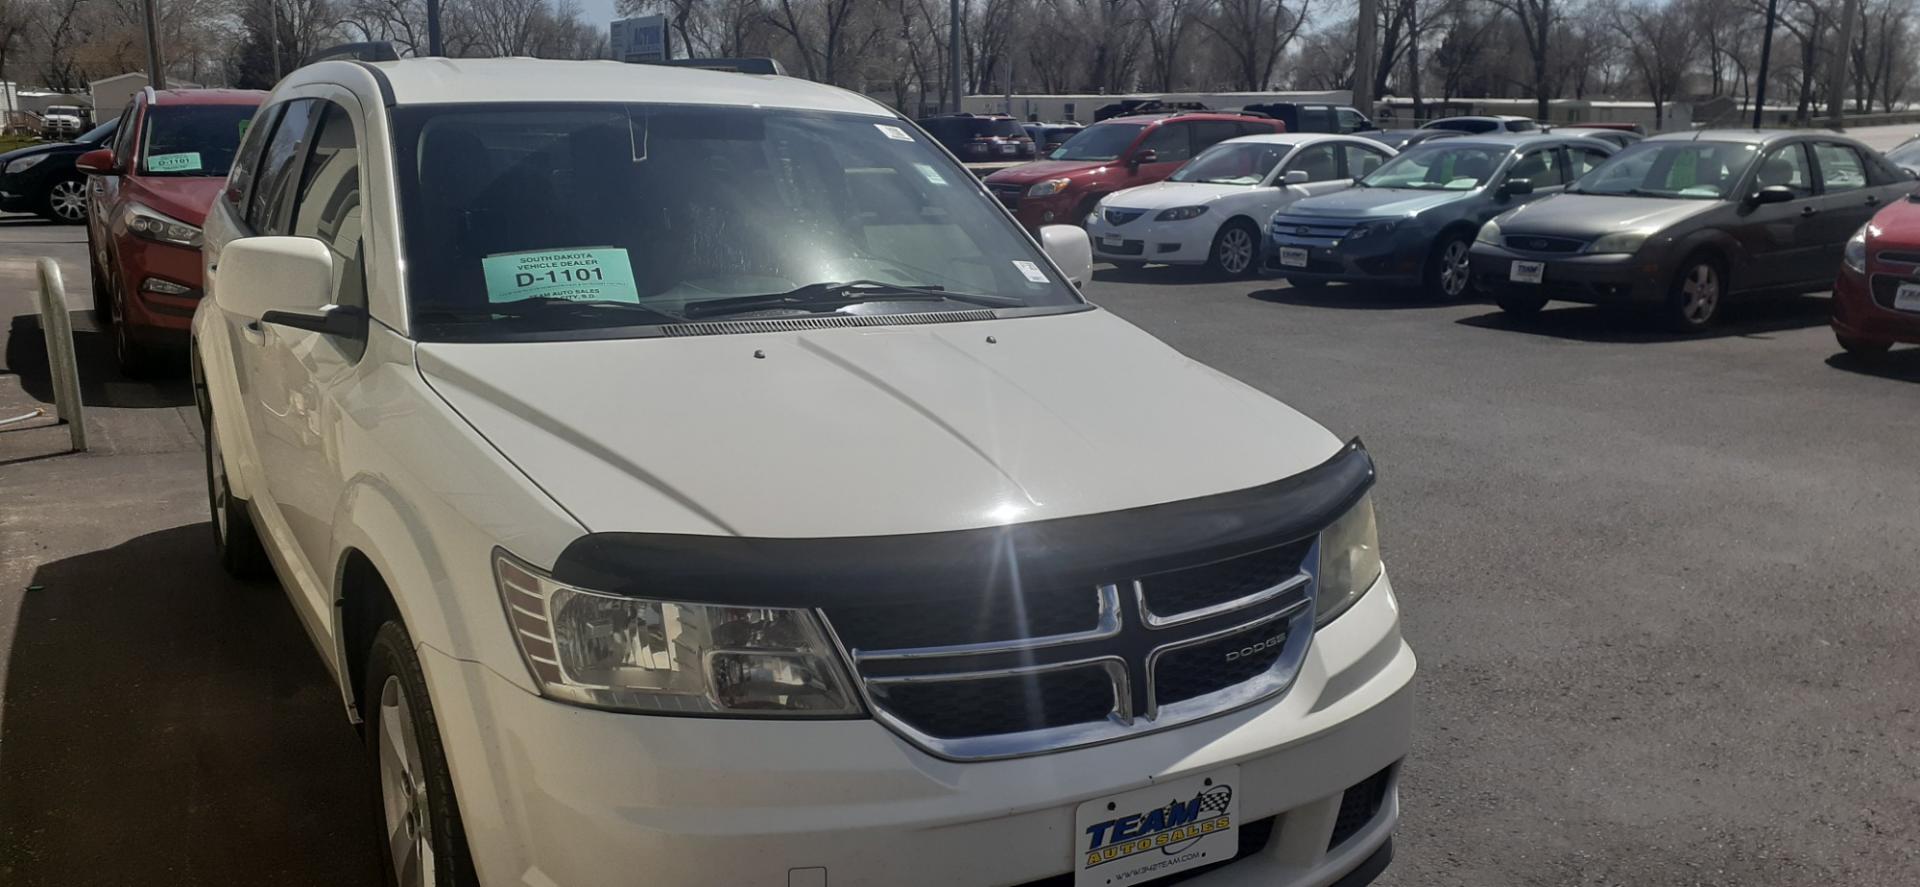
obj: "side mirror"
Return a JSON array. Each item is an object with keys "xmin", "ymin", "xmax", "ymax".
[
  {"xmin": 1748, "ymin": 184, "xmax": 1796, "ymax": 206},
  {"xmin": 1500, "ymin": 178, "xmax": 1535, "ymax": 197},
  {"xmin": 1039, "ymin": 224, "xmax": 1093, "ymax": 289},
  {"xmin": 1282, "ymin": 170, "xmax": 1310, "ymax": 185},
  {"xmin": 1129, "ymin": 148, "xmax": 1157, "ymax": 170},
  {"xmin": 76, "ymin": 147, "xmax": 117, "ymax": 175},
  {"xmin": 215, "ymin": 236, "xmax": 363, "ymax": 336}
]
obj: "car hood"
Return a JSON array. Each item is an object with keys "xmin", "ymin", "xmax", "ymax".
[
  {"xmin": 984, "ymin": 159, "xmax": 1108, "ymax": 184},
  {"xmin": 1101, "ymin": 181, "xmax": 1250, "ymax": 210},
  {"xmin": 1495, "ymin": 193, "xmax": 1718, "ymax": 238},
  {"xmin": 416, "ymin": 309, "xmax": 1344, "ymax": 538},
  {"xmin": 1285, "ymin": 186, "xmax": 1477, "ymax": 219},
  {"xmin": 126, "ymin": 176, "xmax": 226, "ymax": 226}
]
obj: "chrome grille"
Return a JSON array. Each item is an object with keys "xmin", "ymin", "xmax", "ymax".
[
  {"xmin": 1105, "ymin": 208, "xmax": 1146, "ymax": 225},
  {"xmin": 1271, "ymin": 215, "xmax": 1356, "ymax": 242},
  {"xmin": 987, "ymin": 183, "xmax": 1023, "ymax": 209},
  {"xmin": 820, "ymin": 539, "xmax": 1319, "ymax": 760},
  {"xmin": 1869, "ymin": 273, "xmax": 1920, "ymax": 312}
]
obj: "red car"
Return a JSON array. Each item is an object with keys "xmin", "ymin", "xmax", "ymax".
[
  {"xmin": 78, "ymin": 87, "xmax": 265, "ymax": 375},
  {"xmin": 1832, "ymin": 195, "xmax": 1920, "ymax": 356},
  {"xmin": 984, "ymin": 112, "xmax": 1285, "ymax": 229}
]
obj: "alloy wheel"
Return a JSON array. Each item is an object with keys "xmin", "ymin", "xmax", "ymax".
[
  {"xmin": 48, "ymin": 179, "xmax": 86, "ymax": 221},
  {"xmin": 1217, "ymin": 227, "xmax": 1253, "ymax": 275},
  {"xmin": 1440, "ymin": 240, "xmax": 1471, "ymax": 298},
  {"xmin": 378, "ymin": 674, "xmax": 437, "ymax": 887},
  {"xmin": 1680, "ymin": 263, "xmax": 1720, "ymax": 325}
]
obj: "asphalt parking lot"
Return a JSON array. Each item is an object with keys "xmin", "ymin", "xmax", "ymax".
[{"xmin": 3, "ymin": 126, "xmax": 1919, "ymax": 887}]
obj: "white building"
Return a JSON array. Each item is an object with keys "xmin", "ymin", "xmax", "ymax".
[
  {"xmin": 963, "ymin": 90, "xmax": 1353, "ymax": 123},
  {"xmin": 1373, "ymin": 97, "xmax": 1695, "ymax": 132}
]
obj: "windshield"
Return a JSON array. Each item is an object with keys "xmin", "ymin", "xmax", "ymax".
[
  {"xmin": 140, "ymin": 105, "xmax": 256, "ymax": 177},
  {"xmin": 1049, "ymin": 123, "xmax": 1145, "ymax": 161},
  {"xmin": 1573, "ymin": 141, "xmax": 1758, "ymax": 199},
  {"xmin": 1887, "ymin": 138, "xmax": 1920, "ymax": 168},
  {"xmin": 1362, "ymin": 144, "xmax": 1510, "ymax": 190},
  {"xmin": 75, "ymin": 119, "xmax": 116, "ymax": 144},
  {"xmin": 1170, "ymin": 141, "xmax": 1291, "ymax": 185},
  {"xmin": 1425, "ymin": 118, "xmax": 1496, "ymax": 133},
  {"xmin": 394, "ymin": 103, "xmax": 1081, "ymax": 341}
]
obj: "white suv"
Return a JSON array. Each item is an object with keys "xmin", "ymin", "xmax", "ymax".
[{"xmin": 191, "ymin": 58, "xmax": 1415, "ymax": 887}]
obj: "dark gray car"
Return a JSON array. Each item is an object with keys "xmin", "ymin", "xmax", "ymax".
[
  {"xmin": 1470, "ymin": 130, "xmax": 1911, "ymax": 330},
  {"xmin": 1265, "ymin": 133, "xmax": 1617, "ymax": 298}
]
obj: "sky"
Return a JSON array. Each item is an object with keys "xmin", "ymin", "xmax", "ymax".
[{"xmin": 583, "ymin": 0, "xmax": 623, "ymax": 35}]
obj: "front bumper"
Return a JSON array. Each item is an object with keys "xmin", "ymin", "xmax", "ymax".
[
  {"xmin": 1468, "ymin": 244, "xmax": 1665, "ymax": 306},
  {"xmin": 1832, "ymin": 264, "xmax": 1920, "ymax": 345},
  {"xmin": 1085, "ymin": 214, "xmax": 1216, "ymax": 265},
  {"xmin": 115, "ymin": 237, "xmax": 205, "ymax": 339},
  {"xmin": 421, "ymin": 572, "xmax": 1415, "ymax": 887},
  {"xmin": 1261, "ymin": 230, "xmax": 1423, "ymax": 285},
  {"xmin": 996, "ymin": 189, "xmax": 1082, "ymax": 230}
]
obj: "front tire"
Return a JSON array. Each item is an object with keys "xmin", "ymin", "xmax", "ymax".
[
  {"xmin": 1663, "ymin": 255, "xmax": 1724, "ymax": 332},
  {"xmin": 1424, "ymin": 233, "xmax": 1475, "ymax": 301},
  {"xmin": 365, "ymin": 620, "xmax": 480, "ymax": 887},
  {"xmin": 1207, "ymin": 220, "xmax": 1259, "ymax": 278},
  {"xmin": 41, "ymin": 175, "xmax": 87, "ymax": 224},
  {"xmin": 194, "ymin": 351, "xmax": 269, "ymax": 579},
  {"xmin": 1836, "ymin": 333, "xmax": 1892, "ymax": 356}
]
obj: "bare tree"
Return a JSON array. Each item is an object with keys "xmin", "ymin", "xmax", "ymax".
[
  {"xmin": 1193, "ymin": 0, "xmax": 1311, "ymax": 91},
  {"xmin": 1610, "ymin": 0, "xmax": 1693, "ymax": 128},
  {"xmin": 1484, "ymin": 0, "xmax": 1556, "ymax": 119}
]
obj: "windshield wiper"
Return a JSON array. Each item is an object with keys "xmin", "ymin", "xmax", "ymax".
[
  {"xmin": 683, "ymin": 280, "xmax": 1019, "ymax": 320},
  {"xmin": 419, "ymin": 297, "xmax": 682, "ymax": 325}
]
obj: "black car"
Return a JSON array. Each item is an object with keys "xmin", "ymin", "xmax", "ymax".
[
  {"xmin": 1360, "ymin": 129, "xmax": 1465, "ymax": 151},
  {"xmin": 1023, "ymin": 122, "xmax": 1083, "ymax": 153},
  {"xmin": 0, "ymin": 118, "xmax": 117, "ymax": 223},
  {"xmin": 1237, "ymin": 102, "xmax": 1374, "ymax": 134},
  {"xmin": 915, "ymin": 114, "xmax": 1036, "ymax": 162}
]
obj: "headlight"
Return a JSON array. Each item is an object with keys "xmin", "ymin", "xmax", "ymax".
[
  {"xmin": 1346, "ymin": 219, "xmax": 1400, "ymax": 241},
  {"xmin": 1155, "ymin": 205, "xmax": 1209, "ymax": 221},
  {"xmin": 495, "ymin": 552, "xmax": 862, "ymax": 716},
  {"xmin": 123, "ymin": 203, "xmax": 202, "ymax": 248},
  {"xmin": 1588, "ymin": 230, "xmax": 1650, "ymax": 254},
  {"xmin": 5, "ymin": 154, "xmax": 46, "ymax": 174},
  {"xmin": 1028, "ymin": 178, "xmax": 1072, "ymax": 197},
  {"xmin": 1844, "ymin": 223, "xmax": 1870, "ymax": 273},
  {"xmin": 1476, "ymin": 218, "xmax": 1502, "ymax": 245},
  {"xmin": 1316, "ymin": 494, "xmax": 1382, "ymax": 626}
]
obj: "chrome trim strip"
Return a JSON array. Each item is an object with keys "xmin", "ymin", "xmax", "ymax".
[
  {"xmin": 1143, "ymin": 597, "xmax": 1311, "ymax": 718},
  {"xmin": 1135, "ymin": 570, "xmax": 1310, "ymax": 630},
  {"xmin": 846, "ymin": 585, "xmax": 1122, "ymax": 661}
]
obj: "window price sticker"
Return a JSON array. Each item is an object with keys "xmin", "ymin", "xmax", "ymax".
[
  {"xmin": 481, "ymin": 247, "xmax": 641, "ymax": 304},
  {"xmin": 1013, "ymin": 260, "xmax": 1050, "ymax": 283},
  {"xmin": 147, "ymin": 152, "xmax": 202, "ymax": 172},
  {"xmin": 876, "ymin": 124, "xmax": 915, "ymax": 141}
]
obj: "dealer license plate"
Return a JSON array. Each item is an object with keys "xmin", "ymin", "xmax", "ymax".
[
  {"xmin": 1278, "ymin": 247, "xmax": 1309, "ymax": 268},
  {"xmin": 1073, "ymin": 767, "xmax": 1240, "ymax": 887},
  {"xmin": 1896, "ymin": 282, "xmax": 1920, "ymax": 312},
  {"xmin": 1510, "ymin": 260, "xmax": 1545, "ymax": 284},
  {"xmin": 1102, "ymin": 234, "xmax": 1125, "ymax": 249}
]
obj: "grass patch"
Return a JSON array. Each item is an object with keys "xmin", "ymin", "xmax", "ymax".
[{"xmin": 0, "ymin": 133, "xmax": 46, "ymax": 153}]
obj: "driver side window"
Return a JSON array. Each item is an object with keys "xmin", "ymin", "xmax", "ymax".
[
  {"xmin": 1139, "ymin": 122, "xmax": 1193, "ymax": 163},
  {"xmin": 1284, "ymin": 144, "xmax": 1342, "ymax": 182},
  {"xmin": 1509, "ymin": 149, "xmax": 1564, "ymax": 187},
  {"xmin": 1755, "ymin": 144, "xmax": 1814, "ymax": 199}
]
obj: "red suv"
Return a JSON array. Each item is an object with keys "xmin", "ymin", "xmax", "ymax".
[
  {"xmin": 1833, "ymin": 195, "xmax": 1920, "ymax": 356},
  {"xmin": 984, "ymin": 112, "xmax": 1285, "ymax": 229},
  {"xmin": 78, "ymin": 87, "xmax": 265, "ymax": 375}
]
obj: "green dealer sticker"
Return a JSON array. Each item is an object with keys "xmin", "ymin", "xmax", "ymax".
[
  {"xmin": 147, "ymin": 152, "xmax": 202, "ymax": 172},
  {"xmin": 481, "ymin": 247, "xmax": 641, "ymax": 304}
]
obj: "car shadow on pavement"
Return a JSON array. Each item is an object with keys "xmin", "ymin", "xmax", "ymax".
[
  {"xmin": 1454, "ymin": 294, "xmax": 1832, "ymax": 343},
  {"xmin": 4, "ymin": 312, "xmax": 191, "ymax": 408},
  {"xmin": 1248, "ymin": 283, "xmax": 1439, "ymax": 310},
  {"xmin": 0, "ymin": 524, "xmax": 380, "ymax": 887},
  {"xmin": 1825, "ymin": 348, "xmax": 1920, "ymax": 383}
]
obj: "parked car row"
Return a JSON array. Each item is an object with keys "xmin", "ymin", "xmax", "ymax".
[
  {"xmin": 0, "ymin": 117, "xmax": 117, "ymax": 223},
  {"xmin": 1008, "ymin": 121, "xmax": 1918, "ymax": 344}
]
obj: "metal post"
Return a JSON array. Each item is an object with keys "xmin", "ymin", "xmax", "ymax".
[
  {"xmin": 1752, "ymin": 0, "xmax": 1778, "ymax": 129},
  {"xmin": 142, "ymin": 0, "xmax": 167, "ymax": 90},
  {"xmin": 948, "ymin": 0, "xmax": 962, "ymax": 113},
  {"xmin": 35, "ymin": 258, "xmax": 86, "ymax": 453},
  {"xmin": 427, "ymin": 0, "xmax": 444, "ymax": 56}
]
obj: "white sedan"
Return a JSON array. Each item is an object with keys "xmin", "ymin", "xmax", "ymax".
[{"xmin": 1086, "ymin": 133, "xmax": 1395, "ymax": 276}]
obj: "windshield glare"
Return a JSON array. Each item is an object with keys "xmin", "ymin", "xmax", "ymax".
[
  {"xmin": 141, "ymin": 105, "xmax": 255, "ymax": 177},
  {"xmin": 1363, "ymin": 145, "xmax": 1510, "ymax": 190},
  {"xmin": 1049, "ymin": 123, "xmax": 1145, "ymax": 161},
  {"xmin": 1888, "ymin": 139, "xmax": 1920, "ymax": 167},
  {"xmin": 1170, "ymin": 142, "xmax": 1290, "ymax": 185},
  {"xmin": 395, "ymin": 103, "xmax": 1081, "ymax": 340},
  {"xmin": 1575, "ymin": 141, "xmax": 1758, "ymax": 199}
]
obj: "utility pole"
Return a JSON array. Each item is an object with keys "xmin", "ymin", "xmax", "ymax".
[
  {"xmin": 948, "ymin": 0, "xmax": 962, "ymax": 113},
  {"xmin": 268, "ymin": 0, "xmax": 281, "ymax": 80},
  {"xmin": 1407, "ymin": 0, "xmax": 1422, "ymax": 122},
  {"xmin": 1353, "ymin": 0, "xmax": 1378, "ymax": 120},
  {"xmin": 428, "ymin": 0, "xmax": 444, "ymax": 56},
  {"xmin": 141, "ymin": 0, "xmax": 166, "ymax": 89},
  {"xmin": 1827, "ymin": 0, "xmax": 1859, "ymax": 130},
  {"xmin": 1752, "ymin": 0, "xmax": 1778, "ymax": 129}
]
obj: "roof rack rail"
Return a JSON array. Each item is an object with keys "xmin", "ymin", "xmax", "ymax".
[
  {"xmin": 643, "ymin": 57, "xmax": 786, "ymax": 75},
  {"xmin": 308, "ymin": 41, "xmax": 401, "ymax": 64}
]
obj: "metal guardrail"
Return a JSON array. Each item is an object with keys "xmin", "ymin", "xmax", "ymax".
[{"xmin": 34, "ymin": 257, "xmax": 86, "ymax": 452}]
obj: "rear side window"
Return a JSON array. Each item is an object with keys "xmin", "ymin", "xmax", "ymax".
[
  {"xmin": 984, "ymin": 119, "xmax": 1025, "ymax": 139},
  {"xmin": 1190, "ymin": 121, "xmax": 1243, "ymax": 152},
  {"xmin": 1812, "ymin": 143, "xmax": 1867, "ymax": 193},
  {"xmin": 1507, "ymin": 120, "xmax": 1538, "ymax": 132},
  {"xmin": 1298, "ymin": 107, "xmax": 1334, "ymax": 131},
  {"xmin": 248, "ymin": 99, "xmax": 320, "ymax": 235}
]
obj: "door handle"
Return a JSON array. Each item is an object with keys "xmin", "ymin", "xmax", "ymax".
[
  {"xmin": 1799, "ymin": 206, "xmax": 1817, "ymax": 217},
  {"xmin": 1867, "ymin": 195, "xmax": 1882, "ymax": 207},
  {"xmin": 241, "ymin": 319, "xmax": 265, "ymax": 345}
]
